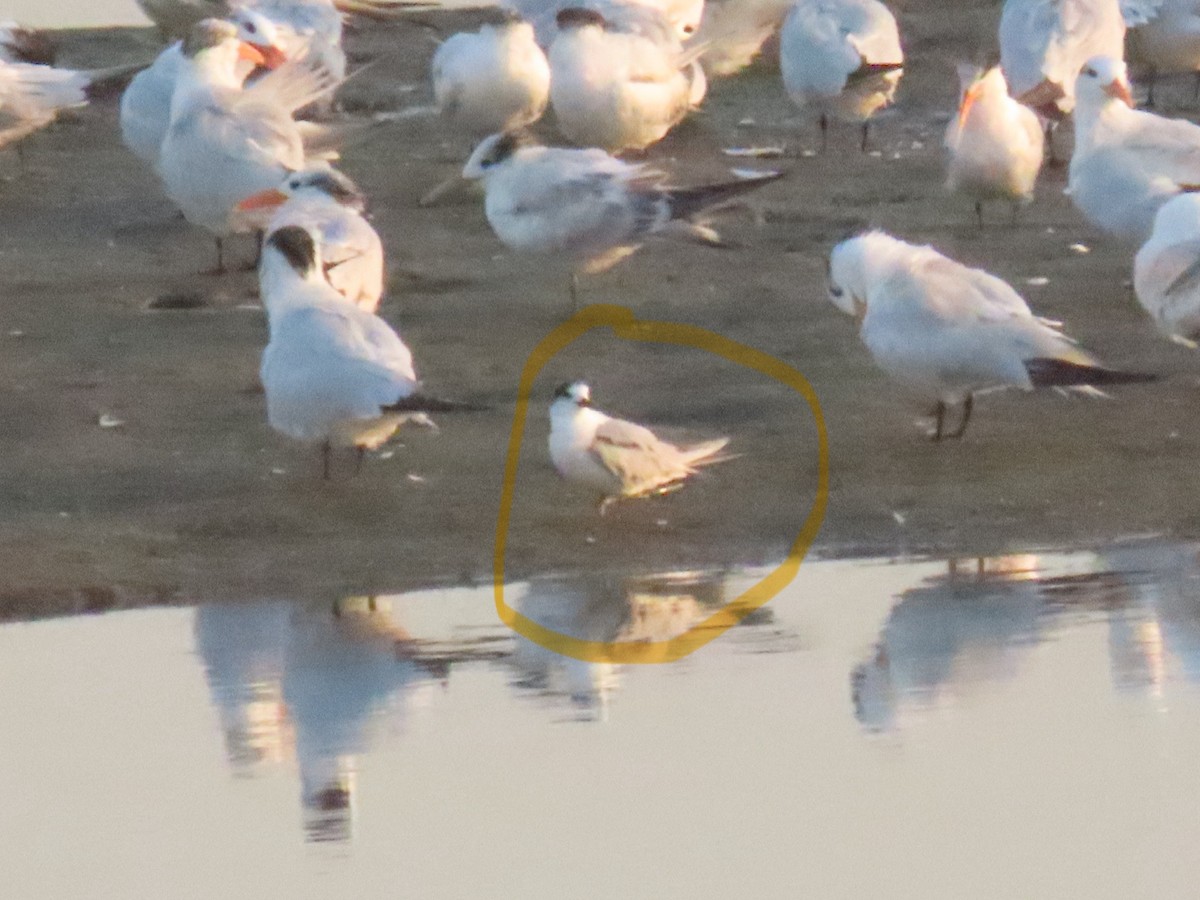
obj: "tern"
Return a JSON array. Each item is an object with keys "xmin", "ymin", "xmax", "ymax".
[
  {"xmin": 826, "ymin": 231, "xmax": 1156, "ymax": 440},
  {"xmin": 259, "ymin": 226, "xmax": 480, "ymax": 479},
  {"xmin": 238, "ymin": 166, "xmax": 384, "ymax": 312},
  {"xmin": 462, "ymin": 131, "xmax": 783, "ymax": 303},
  {"xmin": 1069, "ymin": 55, "xmax": 1200, "ymax": 242},
  {"xmin": 158, "ymin": 18, "xmax": 339, "ymax": 273},
  {"xmin": 779, "ymin": 0, "xmax": 903, "ymax": 152},
  {"xmin": 548, "ymin": 381, "xmax": 731, "ymax": 513},
  {"xmin": 944, "ymin": 64, "xmax": 1045, "ymax": 226},
  {"xmin": 1122, "ymin": 0, "xmax": 1200, "ymax": 105},
  {"xmin": 504, "ymin": 0, "xmax": 705, "ymax": 46},
  {"xmin": 1134, "ymin": 192, "xmax": 1200, "ymax": 342},
  {"xmin": 120, "ymin": 7, "xmax": 288, "ymax": 167},
  {"xmin": 548, "ymin": 6, "xmax": 705, "ymax": 153},
  {"xmin": 431, "ymin": 13, "xmax": 550, "ymax": 139}
]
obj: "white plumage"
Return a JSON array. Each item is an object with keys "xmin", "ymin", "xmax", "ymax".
[
  {"xmin": 944, "ymin": 65, "xmax": 1045, "ymax": 223},
  {"xmin": 779, "ymin": 0, "xmax": 903, "ymax": 150},
  {"xmin": 1134, "ymin": 193, "xmax": 1200, "ymax": 341}
]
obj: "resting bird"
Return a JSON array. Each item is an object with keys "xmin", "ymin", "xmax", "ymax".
[
  {"xmin": 1122, "ymin": 0, "xmax": 1200, "ymax": 104},
  {"xmin": 239, "ymin": 166, "xmax": 385, "ymax": 313},
  {"xmin": 779, "ymin": 0, "xmax": 904, "ymax": 152},
  {"xmin": 158, "ymin": 18, "xmax": 339, "ymax": 272},
  {"xmin": 826, "ymin": 231, "xmax": 1156, "ymax": 440},
  {"xmin": 548, "ymin": 381, "xmax": 731, "ymax": 513},
  {"xmin": 548, "ymin": 6, "xmax": 706, "ymax": 152},
  {"xmin": 504, "ymin": 0, "xmax": 704, "ymax": 46},
  {"xmin": 1069, "ymin": 54, "xmax": 1200, "ymax": 242},
  {"xmin": 1134, "ymin": 192, "xmax": 1200, "ymax": 342},
  {"xmin": 259, "ymin": 227, "xmax": 476, "ymax": 478},
  {"xmin": 944, "ymin": 64, "xmax": 1045, "ymax": 226},
  {"xmin": 462, "ymin": 131, "xmax": 784, "ymax": 303},
  {"xmin": 430, "ymin": 13, "xmax": 551, "ymax": 138}
]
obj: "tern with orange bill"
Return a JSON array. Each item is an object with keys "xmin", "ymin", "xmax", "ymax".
[
  {"xmin": 944, "ymin": 64, "xmax": 1045, "ymax": 226},
  {"xmin": 1069, "ymin": 55, "xmax": 1200, "ymax": 242},
  {"xmin": 158, "ymin": 18, "xmax": 340, "ymax": 272},
  {"xmin": 239, "ymin": 166, "xmax": 384, "ymax": 313}
]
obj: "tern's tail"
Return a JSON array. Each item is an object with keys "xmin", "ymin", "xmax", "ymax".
[
  {"xmin": 682, "ymin": 437, "xmax": 735, "ymax": 470},
  {"xmin": 1026, "ymin": 358, "xmax": 1159, "ymax": 388},
  {"xmin": 666, "ymin": 171, "xmax": 784, "ymax": 222},
  {"xmin": 381, "ymin": 392, "xmax": 490, "ymax": 414}
]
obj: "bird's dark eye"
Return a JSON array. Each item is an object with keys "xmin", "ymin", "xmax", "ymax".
[
  {"xmin": 1084, "ymin": 67, "xmax": 1097, "ymax": 77},
  {"xmin": 246, "ymin": 21, "xmax": 257, "ymax": 34},
  {"xmin": 683, "ymin": 24, "xmax": 695, "ymax": 34},
  {"xmin": 830, "ymin": 285, "xmax": 845, "ymax": 298}
]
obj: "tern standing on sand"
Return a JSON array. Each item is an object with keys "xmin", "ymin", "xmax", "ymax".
[
  {"xmin": 549, "ymin": 381, "xmax": 731, "ymax": 513},
  {"xmin": 944, "ymin": 64, "xmax": 1045, "ymax": 225},
  {"xmin": 826, "ymin": 231, "xmax": 1155, "ymax": 440},
  {"xmin": 779, "ymin": 0, "xmax": 904, "ymax": 152},
  {"xmin": 462, "ymin": 131, "xmax": 783, "ymax": 302},
  {"xmin": 1134, "ymin": 193, "xmax": 1200, "ymax": 341},
  {"xmin": 158, "ymin": 19, "xmax": 339, "ymax": 272}
]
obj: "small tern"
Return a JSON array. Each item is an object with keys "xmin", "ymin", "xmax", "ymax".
[
  {"xmin": 158, "ymin": 18, "xmax": 340, "ymax": 272},
  {"xmin": 548, "ymin": 381, "xmax": 731, "ymax": 513},
  {"xmin": 1122, "ymin": 0, "xmax": 1200, "ymax": 104},
  {"xmin": 259, "ymin": 226, "xmax": 479, "ymax": 479},
  {"xmin": 1134, "ymin": 192, "xmax": 1200, "ymax": 342},
  {"xmin": 826, "ymin": 231, "xmax": 1156, "ymax": 440},
  {"xmin": 504, "ymin": 0, "xmax": 704, "ymax": 46},
  {"xmin": 238, "ymin": 166, "xmax": 384, "ymax": 312},
  {"xmin": 779, "ymin": 0, "xmax": 903, "ymax": 152},
  {"xmin": 548, "ymin": 6, "xmax": 705, "ymax": 152},
  {"xmin": 944, "ymin": 64, "xmax": 1045, "ymax": 226},
  {"xmin": 1069, "ymin": 55, "xmax": 1200, "ymax": 242},
  {"xmin": 462, "ymin": 131, "xmax": 784, "ymax": 303}
]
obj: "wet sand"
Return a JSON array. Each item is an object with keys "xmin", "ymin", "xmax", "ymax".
[{"xmin": 2, "ymin": 3, "xmax": 1199, "ymax": 617}]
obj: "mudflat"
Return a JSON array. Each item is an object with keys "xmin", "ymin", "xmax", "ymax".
[{"xmin": 0, "ymin": 3, "xmax": 1195, "ymax": 618}]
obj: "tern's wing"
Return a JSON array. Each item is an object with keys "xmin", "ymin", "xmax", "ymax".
[
  {"xmin": 238, "ymin": 54, "xmax": 339, "ymax": 118},
  {"xmin": 174, "ymin": 97, "xmax": 304, "ymax": 174},
  {"xmin": 591, "ymin": 416, "xmax": 689, "ymax": 494},
  {"xmin": 913, "ymin": 255, "xmax": 1035, "ymax": 324},
  {"xmin": 1118, "ymin": 113, "xmax": 1200, "ymax": 186}
]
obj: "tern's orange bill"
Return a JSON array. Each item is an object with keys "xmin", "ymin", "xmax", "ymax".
[
  {"xmin": 237, "ymin": 188, "xmax": 288, "ymax": 211},
  {"xmin": 253, "ymin": 43, "xmax": 288, "ymax": 70},
  {"xmin": 958, "ymin": 82, "xmax": 982, "ymax": 128},
  {"xmin": 237, "ymin": 41, "xmax": 266, "ymax": 67},
  {"xmin": 1104, "ymin": 78, "xmax": 1134, "ymax": 107}
]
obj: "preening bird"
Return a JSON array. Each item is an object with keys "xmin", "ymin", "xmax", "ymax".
[
  {"xmin": 548, "ymin": 381, "xmax": 732, "ymax": 513},
  {"xmin": 826, "ymin": 231, "xmax": 1156, "ymax": 440},
  {"xmin": 1069, "ymin": 55, "xmax": 1200, "ymax": 242},
  {"xmin": 258, "ymin": 226, "xmax": 476, "ymax": 478},
  {"xmin": 944, "ymin": 64, "xmax": 1045, "ymax": 225},
  {"xmin": 779, "ymin": 0, "xmax": 904, "ymax": 152},
  {"xmin": 157, "ymin": 18, "xmax": 340, "ymax": 272},
  {"xmin": 462, "ymin": 131, "xmax": 784, "ymax": 303},
  {"xmin": 238, "ymin": 166, "xmax": 385, "ymax": 313}
]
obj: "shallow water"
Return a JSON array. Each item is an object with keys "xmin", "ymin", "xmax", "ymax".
[{"xmin": 5, "ymin": 542, "xmax": 1200, "ymax": 897}]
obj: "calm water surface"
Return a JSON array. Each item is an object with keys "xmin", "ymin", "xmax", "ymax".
[{"xmin": 4, "ymin": 543, "xmax": 1200, "ymax": 897}]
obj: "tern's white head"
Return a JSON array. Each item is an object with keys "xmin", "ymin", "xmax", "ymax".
[
  {"xmin": 229, "ymin": 8, "xmax": 289, "ymax": 69},
  {"xmin": 238, "ymin": 166, "xmax": 367, "ymax": 216},
  {"xmin": 551, "ymin": 381, "xmax": 592, "ymax": 410},
  {"xmin": 182, "ymin": 18, "xmax": 268, "ymax": 77},
  {"xmin": 462, "ymin": 131, "xmax": 531, "ymax": 180},
  {"xmin": 1075, "ymin": 56, "xmax": 1133, "ymax": 111},
  {"xmin": 828, "ymin": 231, "xmax": 905, "ymax": 318}
]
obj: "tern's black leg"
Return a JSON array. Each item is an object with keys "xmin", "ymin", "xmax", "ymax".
[
  {"xmin": 975, "ymin": 201, "xmax": 984, "ymax": 229},
  {"xmin": 932, "ymin": 401, "xmax": 947, "ymax": 442},
  {"xmin": 948, "ymin": 394, "xmax": 974, "ymax": 440},
  {"xmin": 860, "ymin": 121, "xmax": 870, "ymax": 153},
  {"xmin": 1194, "ymin": 70, "xmax": 1200, "ymax": 103},
  {"xmin": 1146, "ymin": 70, "xmax": 1157, "ymax": 108},
  {"xmin": 209, "ymin": 236, "xmax": 226, "ymax": 275},
  {"xmin": 322, "ymin": 440, "xmax": 332, "ymax": 480},
  {"xmin": 354, "ymin": 446, "xmax": 365, "ymax": 475},
  {"xmin": 819, "ymin": 113, "xmax": 829, "ymax": 153}
]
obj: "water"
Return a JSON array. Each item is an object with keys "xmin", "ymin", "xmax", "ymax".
[{"xmin": 4, "ymin": 542, "xmax": 1200, "ymax": 897}]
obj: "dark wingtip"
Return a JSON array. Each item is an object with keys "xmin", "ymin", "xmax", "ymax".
[
  {"xmin": 382, "ymin": 393, "xmax": 490, "ymax": 413},
  {"xmin": 1025, "ymin": 358, "xmax": 1160, "ymax": 387}
]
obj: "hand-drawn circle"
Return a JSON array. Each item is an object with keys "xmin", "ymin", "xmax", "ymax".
[{"xmin": 495, "ymin": 304, "xmax": 829, "ymax": 664}]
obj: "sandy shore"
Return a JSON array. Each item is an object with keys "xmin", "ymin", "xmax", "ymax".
[{"xmin": 2, "ymin": 3, "xmax": 1199, "ymax": 618}]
